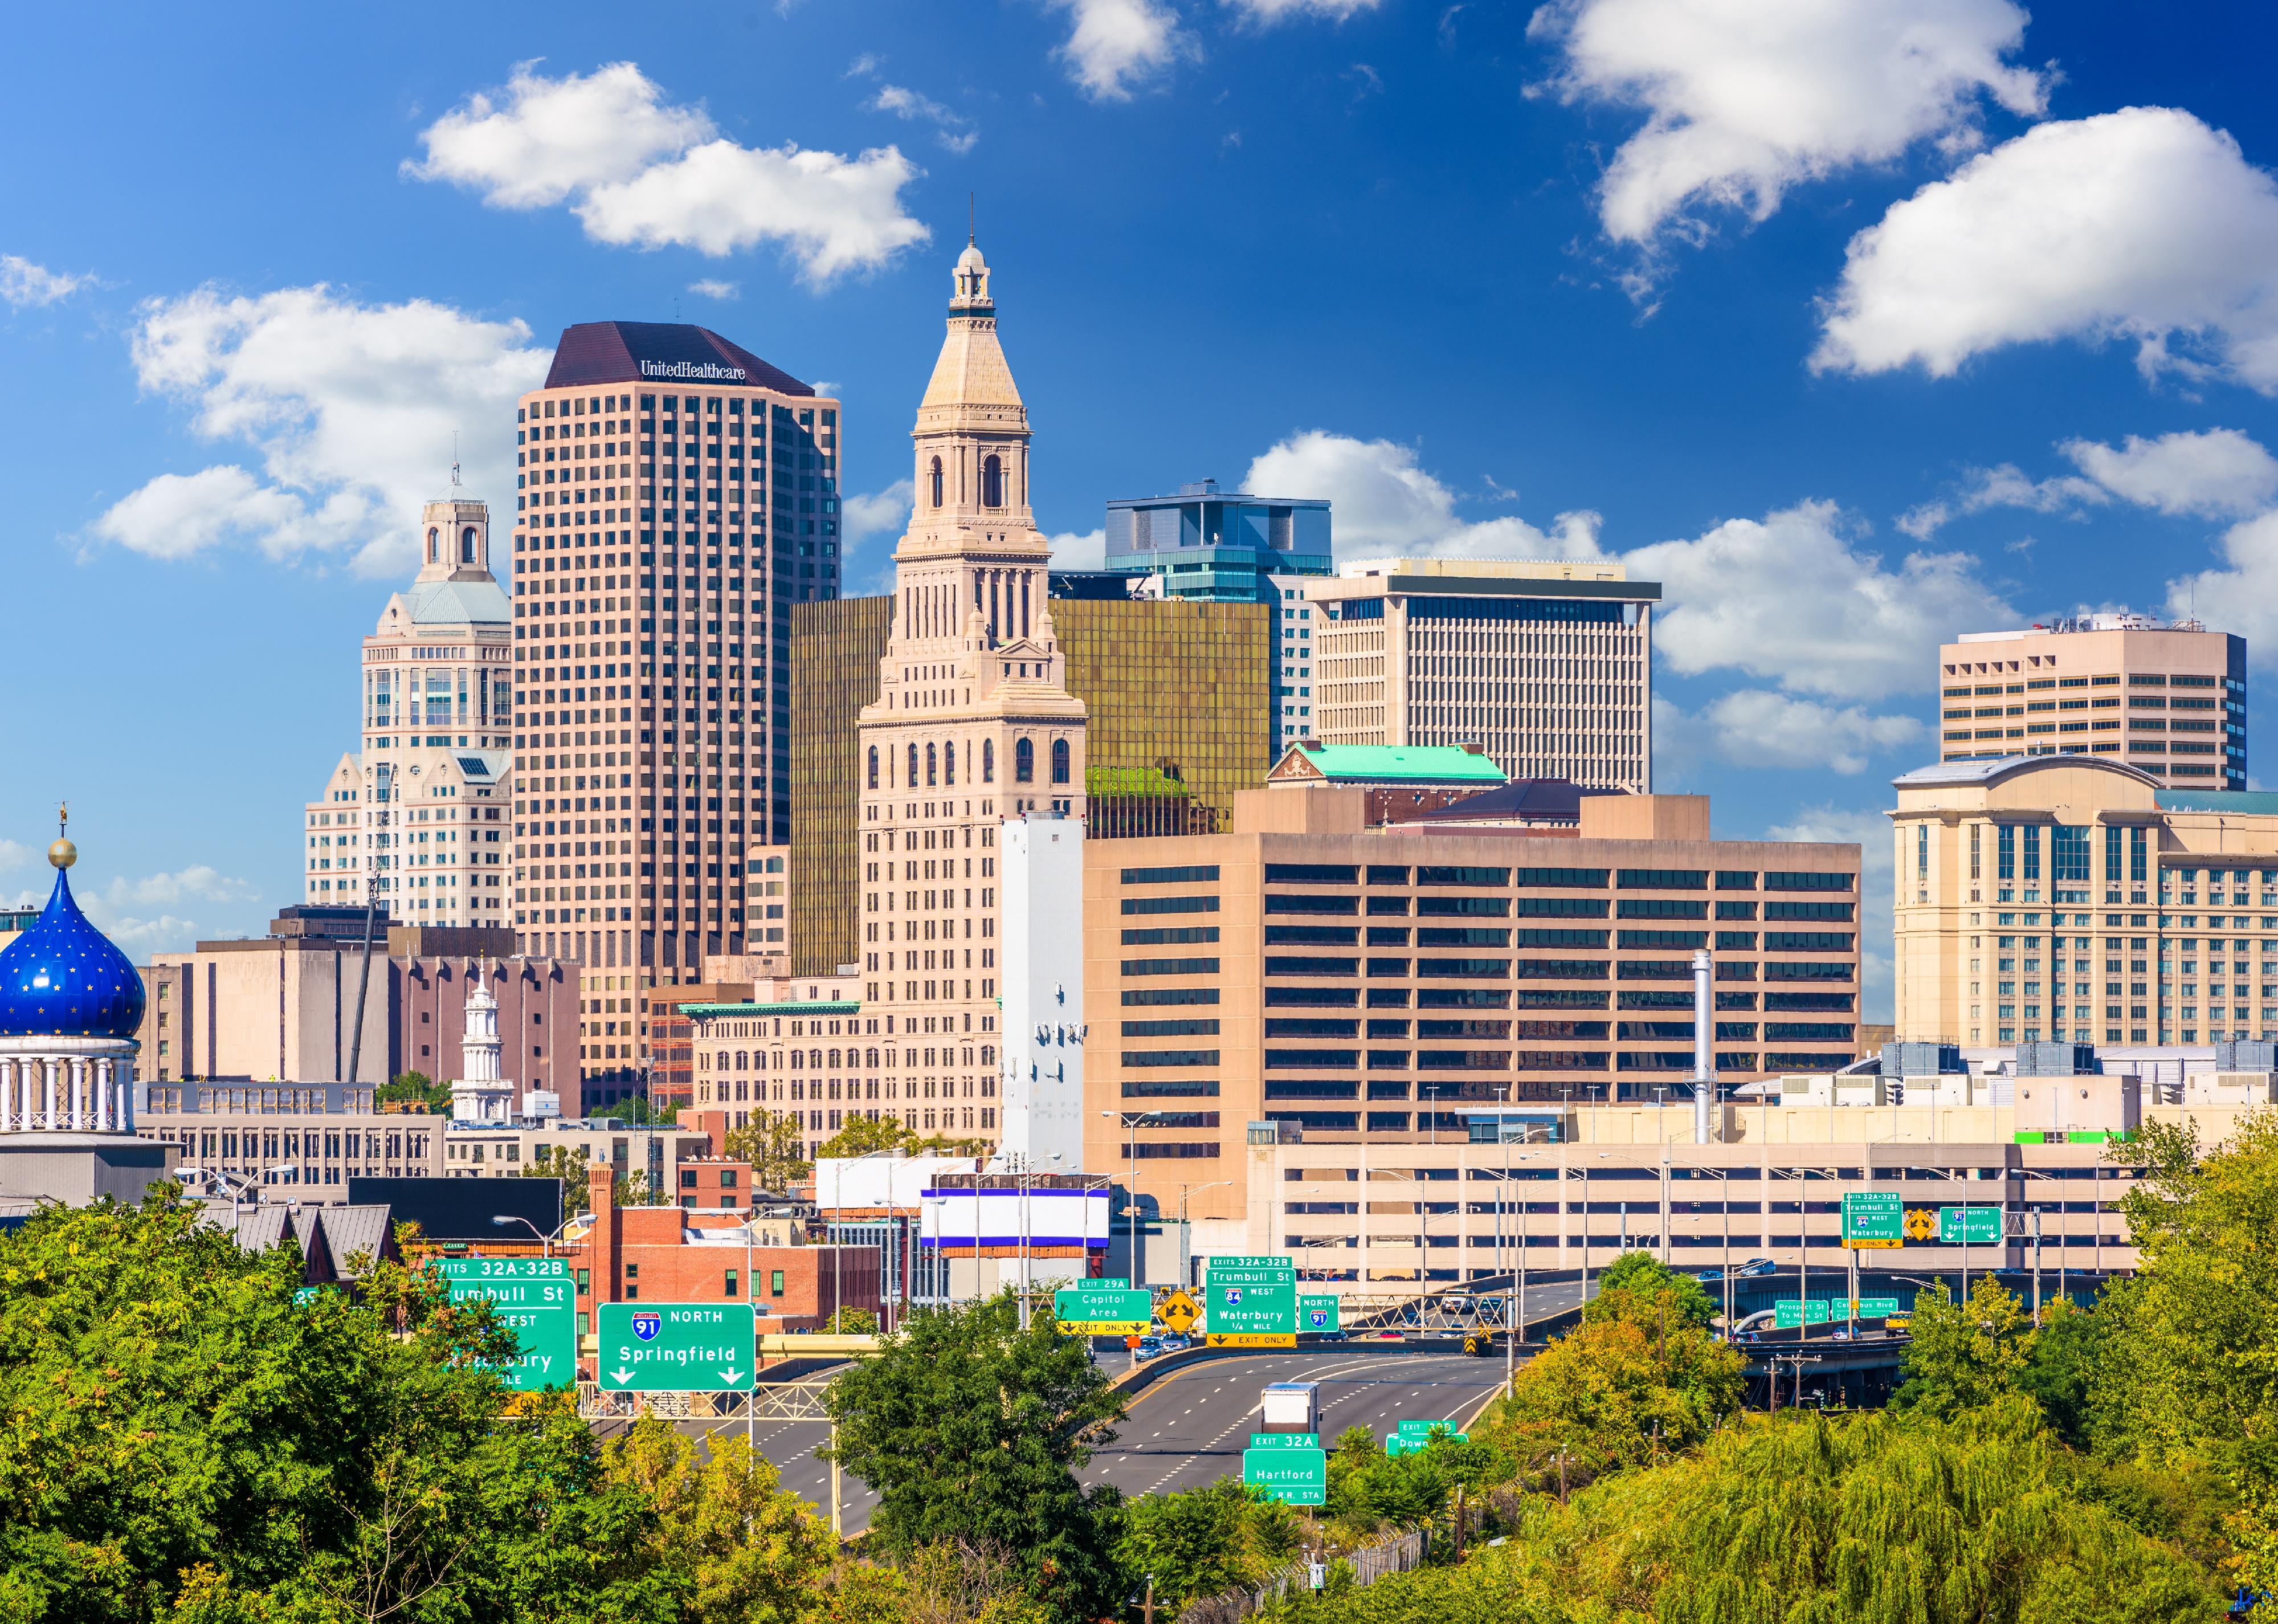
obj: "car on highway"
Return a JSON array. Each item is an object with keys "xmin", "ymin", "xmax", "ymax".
[
  {"xmin": 1696, "ymin": 1256, "xmax": 1779, "ymax": 1284},
  {"xmin": 1366, "ymin": 1329, "xmax": 1406, "ymax": 1341},
  {"xmin": 1135, "ymin": 1336, "xmax": 1166, "ymax": 1360},
  {"xmin": 1314, "ymin": 1328, "xmax": 1349, "ymax": 1343},
  {"xmin": 1159, "ymin": 1332, "xmax": 1192, "ymax": 1352}
]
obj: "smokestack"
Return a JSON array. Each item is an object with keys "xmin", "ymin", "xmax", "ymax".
[{"xmin": 1692, "ymin": 949, "xmax": 1713, "ymax": 1145}]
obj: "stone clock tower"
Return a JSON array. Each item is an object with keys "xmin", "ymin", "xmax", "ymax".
[{"xmin": 857, "ymin": 238, "xmax": 1087, "ymax": 1145}]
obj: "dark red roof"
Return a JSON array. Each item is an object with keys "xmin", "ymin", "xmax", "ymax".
[{"xmin": 543, "ymin": 321, "xmax": 813, "ymax": 396}]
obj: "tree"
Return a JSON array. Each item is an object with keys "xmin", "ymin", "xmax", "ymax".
[
  {"xmin": 2019, "ymin": 1295, "xmax": 2105, "ymax": 1448},
  {"xmin": 825, "ymin": 1291, "xmax": 1126, "ymax": 1618},
  {"xmin": 727, "ymin": 1111, "xmax": 814, "ymax": 1193},
  {"xmin": 1893, "ymin": 1275, "xmax": 2038, "ymax": 1419},
  {"xmin": 1583, "ymin": 1250, "xmax": 1718, "ymax": 1332},
  {"xmin": 525, "ymin": 1142, "xmax": 594, "ymax": 1214},
  {"xmin": 376, "ymin": 1069, "xmax": 450, "ymax": 1112},
  {"xmin": 602, "ymin": 1420, "xmax": 837, "ymax": 1624},
  {"xmin": 0, "ymin": 1194, "xmax": 669, "ymax": 1621},
  {"xmin": 820, "ymin": 1115, "xmax": 922, "ymax": 1160},
  {"xmin": 1488, "ymin": 1309, "xmax": 1744, "ymax": 1492},
  {"xmin": 1118, "ymin": 1480, "xmax": 1297, "ymax": 1614},
  {"xmin": 828, "ymin": 1307, "xmax": 880, "ymax": 1335}
]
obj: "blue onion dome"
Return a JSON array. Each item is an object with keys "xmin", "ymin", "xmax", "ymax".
[{"xmin": 0, "ymin": 840, "xmax": 145, "ymax": 1041}]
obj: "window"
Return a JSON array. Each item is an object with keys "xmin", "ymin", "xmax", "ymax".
[
  {"xmin": 1015, "ymin": 738, "xmax": 1035, "ymax": 782},
  {"xmin": 1051, "ymin": 738, "xmax": 1071, "ymax": 784},
  {"xmin": 725, "ymin": 1269, "xmax": 741, "ymax": 1297},
  {"xmin": 867, "ymin": 746, "xmax": 879, "ymax": 790},
  {"xmin": 426, "ymin": 526, "xmax": 439, "ymax": 563},
  {"xmin": 944, "ymin": 741, "xmax": 956, "ymax": 786},
  {"xmin": 770, "ymin": 1270, "xmax": 786, "ymax": 1297},
  {"xmin": 460, "ymin": 525, "xmax": 476, "ymax": 562},
  {"xmin": 926, "ymin": 742, "xmax": 938, "ymax": 786},
  {"xmin": 982, "ymin": 454, "xmax": 1003, "ymax": 507},
  {"xmin": 983, "ymin": 739, "xmax": 995, "ymax": 782},
  {"xmin": 1998, "ymin": 825, "xmax": 2016, "ymax": 881},
  {"xmin": 929, "ymin": 456, "xmax": 944, "ymax": 508},
  {"xmin": 908, "ymin": 742, "xmax": 920, "ymax": 786}
]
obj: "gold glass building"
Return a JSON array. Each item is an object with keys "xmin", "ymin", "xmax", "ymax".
[{"xmin": 790, "ymin": 593, "xmax": 1270, "ymax": 973}]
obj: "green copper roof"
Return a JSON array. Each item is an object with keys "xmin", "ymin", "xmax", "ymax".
[
  {"xmin": 680, "ymin": 1001, "xmax": 862, "ymax": 1018},
  {"xmin": 2154, "ymin": 789, "xmax": 2278, "ymax": 816},
  {"xmin": 1279, "ymin": 744, "xmax": 1509, "ymax": 785}
]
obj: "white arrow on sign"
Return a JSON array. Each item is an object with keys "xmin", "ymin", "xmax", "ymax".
[
  {"xmin": 718, "ymin": 1368, "xmax": 745, "ymax": 1386},
  {"xmin": 610, "ymin": 1368, "xmax": 635, "ymax": 1385}
]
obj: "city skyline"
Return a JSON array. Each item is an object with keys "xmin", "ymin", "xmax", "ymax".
[{"xmin": 10, "ymin": 3, "xmax": 2278, "ymax": 1037}]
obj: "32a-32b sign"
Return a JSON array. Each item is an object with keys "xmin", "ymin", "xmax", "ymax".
[{"xmin": 1206, "ymin": 1256, "xmax": 1298, "ymax": 1348}]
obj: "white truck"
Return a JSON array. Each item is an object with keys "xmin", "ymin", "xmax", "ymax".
[{"xmin": 1259, "ymin": 1381, "xmax": 1321, "ymax": 1435}]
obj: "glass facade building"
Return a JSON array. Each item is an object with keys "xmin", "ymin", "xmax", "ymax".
[{"xmin": 790, "ymin": 595, "xmax": 896, "ymax": 974}]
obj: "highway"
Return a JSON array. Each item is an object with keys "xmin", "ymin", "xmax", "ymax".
[{"xmin": 735, "ymin": 1344, "xmax": 1526, "ymax": 1533}]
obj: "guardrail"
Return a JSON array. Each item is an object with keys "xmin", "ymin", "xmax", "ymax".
[{"xmin": 1179, "ymin": 1526, "xmax": 1431, "ymax": 1624}]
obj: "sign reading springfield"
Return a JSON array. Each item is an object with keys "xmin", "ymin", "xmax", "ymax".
[
  {"xmin": 597, "ymin": 1303, "xmax": 757, "ymax": 1392},
  {"xmin": 436, "ymin": 1258, "xmax": 576, "ymax": 1393},
  {"xmin": 1206, "ymin": 1256, "xmax": 1298, "ymax": 1348}
]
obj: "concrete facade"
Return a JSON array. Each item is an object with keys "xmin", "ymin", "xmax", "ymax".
[
  {"xmin": 1937, "ymin": 616, "xmax": 2246, "ymax": 789},
  {"xmin": 1890, "ymin": 753, "xmax": 2278, "ymax": 1048},
  {"xmin": 1311, "ymin": 558, "xmax": 1658, "ymax": 794},
  {"xmin": 999, "ymin": 812, "xmax": 1088, "ymax": 1171}
]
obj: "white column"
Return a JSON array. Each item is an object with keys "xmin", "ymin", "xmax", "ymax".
[
  {"xmin": 72, "ymin": 1060, "xmax": 88, "ymax": 1132},
  {"xmin": 1, "ymin": 1060, "xmax": 15, "ymax": 1131},
  {"xmin": 98, "ymin": 1062, "xmax": 115, "ymax": 1133},
  {"xmin": 43, "ymin": 1059, "xmax": 59, "ymax": 1131}
]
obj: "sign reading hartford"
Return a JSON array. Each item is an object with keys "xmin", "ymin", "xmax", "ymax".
[
  {"xmin": 639, "ymin": 359, "xmax": 748, "ymax": 383},
  {"xmin": 597, "ymin": 1303, "xmax": 756, "ymax": 1392}
]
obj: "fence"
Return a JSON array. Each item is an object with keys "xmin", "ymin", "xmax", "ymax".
[{"xmin": 1177, "ymin": 1526, "xmax": 1430, "ymax": 1624}]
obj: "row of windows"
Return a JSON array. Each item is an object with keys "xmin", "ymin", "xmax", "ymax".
[{"xmin": 865, "ymin": 737, "xmax": 1069, "ymax": 787}]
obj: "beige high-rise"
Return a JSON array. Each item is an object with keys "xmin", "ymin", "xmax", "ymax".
[
  {"xmin": 856, "ymin": 240, "xmax": 1088, "ymax": 1145},
  {"xmin": 1937, "ymin": 614, "xmax": 2246, "ymax": 789},
  {"xmin": 1311, "ymin": 558, "xmax": 1656, "ymax": 792},
  {"xmin": 302, "ymin": 482, "xmax": 514, "ymax": 929}
]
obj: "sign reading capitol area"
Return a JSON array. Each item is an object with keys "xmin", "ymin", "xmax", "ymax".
[
  {"xmin": 597, "ymin": 1304, "xmax": 757, "ymax": 1393},
  {"xmin": 1053, "ymin": 1280, "xmax": 1153, "ymax": 1335},
  {"xmin": 1206, "ymin": 1256, "xmax": 1299, "ymax": 1348},
  {"xmin": 436, "ymin": 1259, "xmax": 577, "ymax": 1392}
]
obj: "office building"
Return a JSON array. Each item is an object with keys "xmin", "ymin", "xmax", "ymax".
[
  {"xmin": 789, "ymin": 593, "xmax": 1271, "ymax": 973},
  {"xmin": 303, "ymin": 480, "xmax": 514, "ymax": 926},
  {"xmin": 1312, "ymin": 558, "xmax": 1657, "ymax": 793},
  {"xmin": 1083, "ymin": 777, "xmax": 1861, "ymax": 1229},
  {"xmin": 855, "ymin": 238, "xmax": 1088, "ymax": 1150},
  {"xmin": 1104, "ymin": 479, "xmax": 1332, "ymax": 757},
  {"xmin": 1890, "ymin": 752, "xmax": 2278, "ymax": 1049},
  {"xmin": 508, "ymin": 324, "xmax": 845, "ymax": 1078},
  {"xmin": 1936, "ymin": 614, "xmax": 2246, "ymax": 788}
]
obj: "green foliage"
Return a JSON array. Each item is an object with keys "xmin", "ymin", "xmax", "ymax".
[
  {"xmin": 726, "ymin": 1111, "xmax": 815, "ymax": 1193},
  {"xmin": 819, "ymin": 1116, "xmax": 922, "ymax": 1160},
  {"xmin": 1892, "ymin": 1275, "xmax": 2037, "ymax": 1420},
  {"xmin": 2018, "ymin": 1295, "xmax": 2105, "ymax": 1448},
  {"xmin": 1487, "ymin": 1299, "xmax": 1744, "ymax": 1492},
  {"xmin": 1324, "ymin": 1428, "xmax": 1497, "ymax": 1533},
  {"xmin": 1279, "ymin": 1403, "xmax": 2218, "ymax": 1624},
  {"xmin": 828, "ymin": 1307, "xmax": 881, "ymax": 1335},
  {"xmin": 1584, "ymin": 1250, "xmax": 1718, "ymax": 1332},
  {"xmin": 524, "ymin": 1142, "xmax": 594, "ymax": 1214},
  {"xmin": 824, "ymin": 1292, "xmax": 1126, "ymax": 1618},
  {"xmin": 375, "ymin": 1070, "xmax": 448, "ymax": 1112},
  {"xmin": 1117, "ymin": 1480, "xmax": 1299, "ymax": 1614},
  {"xmin": 0, "ymin": 1194, "xmax": 671, "ymax": 1622}
]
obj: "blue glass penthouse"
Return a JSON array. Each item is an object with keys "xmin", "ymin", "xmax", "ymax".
[{"xmin": 1104, "ymin": 479, "xmax": 1332, "ymax": 602}]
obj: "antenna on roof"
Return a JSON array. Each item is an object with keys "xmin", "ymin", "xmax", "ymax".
[
  {"xmin": 450, "ymin": 430, "xmax": 461, "ymax": 491},
  {"xmin": 969, "ymin": 191, "xmax": 975, "ymax": 244}
]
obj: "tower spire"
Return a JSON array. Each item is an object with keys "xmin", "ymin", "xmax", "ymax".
[{"xmin": 969, "ymin": 191, "xmax": 975, "ymax": 246}]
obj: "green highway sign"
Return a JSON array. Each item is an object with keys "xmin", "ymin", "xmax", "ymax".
[
  {"xmin": 1249, "ymin": 1433, "xmax": 1321, "ymax": 1451},
  {"xmin": 440, "ymin": 1258, "xmax": 577, "ymax": 1391},
  {"xmin": 1842, "ymin": 1191, "xmax": 1904, "ymax": 1249},
  {"xmin": 1854, "ymin": 1297, "xmax": 1903, "ymax": 1318},
  {"xmin": 1387, "ymin": 1419, "xmax": 1467, "ymax": 1456},
  {"xmin": 1300, "ymin": 1294, "xmax": 1341, "ymax": 1334},
  {"xmin": 1774, "ymin": 1299, "xmax": 1834, "ymax": 1327},
  {"xmin": 1206, "ymin": 1256, "xmax": 1297, "ymax": 1348},
  {"xmin": 597, "ymin": 1303, "xmax": 757, "ymax": 1392},
  {"xmin": 1938, "ymin": 1206, "xmax": 2003, "ymax": 1245},
  {"xmin": 1054, "ymin": 1280, "xmax": 1153, "ymax": 1335},
  {"xmin": 1242, "ymin": 1443, "xmax": 1326, "ymax": 1505}
]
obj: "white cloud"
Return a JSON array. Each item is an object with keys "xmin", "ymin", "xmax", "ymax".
[
  {"xmin": 843, "ymin": 479, "xmax": 915, "ymax": 550},
  {"xmin": 407, "ymin": 63, "xmax": 929, "ymax": 283},
  {"xmin": 1627, "ymin": 499, "xmax": 2014, "ymax": 701},
  {"xmin": 1528, "ymin": 0, "xmax": 2044, "ymax": 265},
  {"xmin": 102, "ymin": 866, "xmax": 257, "ymax": 911},
  {"xmin": 2168, "ymin": 509, "xmax": 2278, "ymax": 662},
  {"xmin": 687, "ymin": 278, "xmax": 740, "ymax": 300},
  {"xmin": 1228, "ymin": 0, "xmax": 1381, "ymax": 22},
  {"xmin": 1, "ymin": 254, "xmax": 88, "ymax": 308},
  {"xmin": 1767, "ymin": 803, "xmax": 1894, "ymax": 1022},
  {"xmin": 0, "ymin": 839, "xmax": 31, "ymax": 872},
  {"xmin": 2060, "ymin": 427, "xmax": 2278, "ymax": 519},
  {"xmin": 1693, "ymin": 689, "xmax": 1923, "ymax": 774},
  {"xmin": 1245, "ymin": 431, "xmax": 1604, "ymax": 561},
  {"xmin": 1895, "ymin": 462, "xmax": 2105, "ymax": 539},
  {"xmin": 1047, "ymin": 0, "xmax": 1198, "ymax": 100},
  {"xmin": 1048, "ymin": 528, "xmax": 1108, "ymax": 569},
  {"xmin": 0, "ymin": 864, "xmax": 265, "ymax": 958},
  {"xmin": 870, "ymin": 84, "xmax": 979, "ymax": 154},
  {"xmin": 92, "ymin": 284, "xmax": 548, "ymax": 573},
  {"xmin": 1815, "ymin": 107, "xmax": 2278, "ymax": 392}
]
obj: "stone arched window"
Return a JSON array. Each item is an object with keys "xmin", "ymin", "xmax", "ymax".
[
  {"xmin": 926, "ymin": 743, "xmax": 938, "ymax": 786},
  {"xmin": 426, "ymin": 527, "xmax": 439, "ymax": 564},
  {"xmin": 944, "ymin": 741, "xmax": 957, "ymax": 785},
  {"xmin": 929, "ymin": 456, "xmax": 944, "ymax": 508},
  {"xmin": 460, "ymin": 526, "xmax": 477, "ymax": 562},
  {"xmin": 908, "ymin": 743, "xmax": 920, "ymax": 786},
  {"xmin": 1015, "ymin": 737, "xmax": 1035, "ymax": 783},
  {"xmin": 868, "ymin": 746, "xmax": 879, "ymax": 790},
  {"xmin": 982, "ymin": 454, "xmax": 1003, "ymax": 508},
  {"xmin": 1051, "ymin": 738, "xmax": 1071, "ymax": 785},
  {"xmin": 983, "ymin": 739, "xmax": 996, "ymax": 782}
]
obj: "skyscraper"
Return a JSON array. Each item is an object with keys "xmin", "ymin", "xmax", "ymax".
[
  {"xmin": 303, "ymin": 479, "xmax": 513, "ymax": 928},
  {"xmin": 508, "ymin": 323, "xmax": 844, "ymax": 1075},
  {"xmin": 857, "ymin": 239, "xmax": 1087, "ymax": 1144}
]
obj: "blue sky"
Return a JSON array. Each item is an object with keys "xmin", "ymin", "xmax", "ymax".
[{"xmin": 9, "ymin": 1, "xmax": 2278, "ymax": 1019}]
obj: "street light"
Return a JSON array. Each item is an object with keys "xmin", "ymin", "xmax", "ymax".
[{"xmin": 1103, "ymin": 1111, "xmax": 1161, "ymax": 1290}]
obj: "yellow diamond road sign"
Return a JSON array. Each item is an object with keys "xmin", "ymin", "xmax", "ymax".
[
  {"xmin": 1904, "ymin": 1207, "xmax": 1938, "ymax": 1241},
  {"xmin": 1160, "ymin": 1290, "xmax": 1199, "ymax": 1333}
]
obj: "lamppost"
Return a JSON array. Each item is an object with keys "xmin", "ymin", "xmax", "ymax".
[
  {"xmin": 488, "ymin": 1213, "xmax": 569, "ymax": 1258},
  {"xmin": 1175, "ymin": 1180, "xmax": 1236, "ymax": 1291},
  {"xmin": 1103, "ymin": 1111, "xmax": 1161, "ymax": 1290}
]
